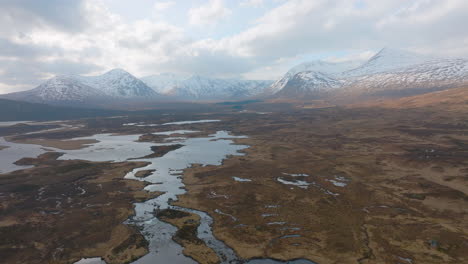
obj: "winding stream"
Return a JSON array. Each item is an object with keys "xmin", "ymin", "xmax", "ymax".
[
  {"xmin": 124, "ymin": 131, "xmax": 247, "ymax": 264},
  {"xmin": 0, "ymin": 123, "xmax": 316, "ymax": 264}
]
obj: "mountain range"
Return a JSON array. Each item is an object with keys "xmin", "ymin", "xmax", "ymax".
[
  {"xmin": 273, "ymin": 48, "xmax": 468, "ymax": 100},
  {"xmin": 142, "ymin": 74, "xmax": 272, "ymax": 100},
  {"xmin": 1, "ymin": 48, "xmax": 468, "ymax": 106},
  {"xmin": 2, "ymin": 69, "xmax": 159, "ymax": 106}
]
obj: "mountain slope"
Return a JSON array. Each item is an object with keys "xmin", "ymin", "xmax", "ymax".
[
  {"xmin": 274, "ymin": 71, "xmax": 342, "ymax": 98},
  {"xmin": 342, "ymin": 48, "xmax": 434, "ymax": 77},
  {"xmin": 79, "ymin": 69, "xmax": 158, "ymax": 97},
  {"xmin": 172, "ymin": 76, "xmax": 272, "ymax": 100},
  {"xmin": 342, "ymin": 58, "xmax": 468, "ymax": 97},
  {"xmin": 273, "ymin": 48, "xmax": 468, "ymax": 99},
  {"xmin": 142, "ymin": 74, "xmax": 273, "ymax": 100},
  {"xmin": 1, "ymin": 69, "xmax": 160, "ymax": 106},
  {"xmin": 357, "ymin": 85, "xmax": 468, "ymax": 111},
  {"xmin": 268, "ymin": 60, "xmax": 359, "ymax": 95},
  {"xmin": 3, "ymin": 76, "xmax": 107, "ymax": 105},
  {"xmin": 141, "ymin": 73, "xmax": 188, "ymax": 94}
]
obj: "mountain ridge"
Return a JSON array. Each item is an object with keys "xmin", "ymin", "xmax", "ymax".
[
  {"xmin": 272, "ymin": 48, "xmax": 468, "ymax": 99},
  {"xmin": 1, "ymin": 69, "xmax": 160, "ymax": 106},
  {"xmin": 141, "ymin": 73, "xmax": 273, "ymax": 100}
]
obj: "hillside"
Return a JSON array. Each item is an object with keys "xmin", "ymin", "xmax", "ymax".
[
  {"xmin": 1, "ymin": 69, "xmax": 159, "ymax": 106},
  {"xmin": 272, "ymin": 48, "xmax": 468, "ymax": 100},
  {"xmin": 355, "ymin": 86, "xmax": 468, "ymax": 111}
]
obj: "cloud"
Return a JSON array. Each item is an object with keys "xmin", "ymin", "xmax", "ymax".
[
  {"xmin": 200, "ymin": 0, "xmax": 468, "ymax": 65},
  {"xmin": 0, "ymin": 37, "xmax": 61, "ymax": 58},
  {"xmin": 240, "ymin": 0, "xmax": 265, "ymax": 8},
  {"xmin": 153, "ymin": 1, "xmax": 175, "ymax": 12},
  {"xmin": 1, "ymin": 0, "xmax": 468, "ymax": 93},
  {"xmin": 0, "ymin": 0, "xmax": 88, "ymax": 33},
  {"xmin": 189, "ymin": 0, "xmax": 232, "ymax": 26},
  {"xmin": 0, "ymin": 57, "xmax": 101, "ymax": 94},
  {"xmin": 325, "ymin": 50, "xmax": 376, "ymax": 63}
]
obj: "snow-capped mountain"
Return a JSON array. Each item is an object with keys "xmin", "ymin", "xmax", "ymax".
[
  {"xmin": 78, "ymin": 69, "xmax": 157, "ymax": 97},
  {"xmin": 343, "ymin": 57, "xmax": 468, "ymax": 96},
  {"xmin": 141, "ymin": 73, "xmax": 188, "ymax": 94},
  {"xmin": 268, "ymin": 60, "xmax": 360, "ymax": 95},
  {"xmin": 171, "ymin": 76, "xmax": 272, "ymax": 100},
  {"xmin": 342, "ymin": 48, "xmax": 434, "ymax": 77},
  {"xmin": 142, "ymin": 74, "xmax": 273, "ymax": 100},
  {"xmin": 2, "ymin": 76, "xmax": 107, "ymax": 104},
  {"xmin": 274, "ymin": 71, "xmax": 343, "ymax": 98},
  {"xmin": 272, "ymin": 48, "xmax": 468, "ymax": 99},
  {"xmin": 2, "ymin": 69, "xmax": 159, "ymax": 106}
]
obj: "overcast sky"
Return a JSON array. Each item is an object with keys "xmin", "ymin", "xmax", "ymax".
[{"xmin": 0, "ymin": 0, "xmax": 467, "ymax": 93}]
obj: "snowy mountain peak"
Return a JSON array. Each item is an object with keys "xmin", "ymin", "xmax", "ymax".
[
  {"xmin": 142, "ymin": 73, "xmax": 273, "ymax": 100},
  {"xmin": 2, "ymin": 68, "xmax": 160, "ymax": 105},
  {"xmin": 288, "ymin": 60, "xmax": 361, "ymax": 76},
  {"xmin": 268, "ymin": 60, "xmax": 359, "ymax": 94},
  {"xmin": 101, "ymin": 68, "xmax": 137, "ymax": 79},
  {"xmin": 106, "ymin": 68, "xmax": 129, "ymax": 75},
  {"xmin": 3, "ymin": 75, "xmax": 106, "ymax": 103},
  {"xmin": 141, "ymin": 73, "xmax": 188, "ymax": 94},
  {"xmin": 345, "ymin": 48, "xmax": 435, "ymax": 77},
  {"xmin": 271, "ymin": 48, "xmax": 468, "ymax": 99},
  {"xmin": 79, "ymin": 69, "xmax": 158, "ymax": 97}
]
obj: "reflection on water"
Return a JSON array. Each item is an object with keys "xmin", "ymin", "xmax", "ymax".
[
  {"xmin": 125, "ymin": 131, "xmax": 248, "ymax": 264},
  {"xmin": 0, "ymin": 137, "xmax": 53, "ymax": 174},
  {"xmin": 0, "ymin": 128, "xmax": 317, "ymax": 264},
  {"xmin": 58, "ymin": 134, "xmax": 154, "ymax": 162}
]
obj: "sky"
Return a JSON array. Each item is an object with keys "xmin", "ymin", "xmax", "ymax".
[{"xmin": 0, "ymin": 0, "xmax": 468, "ymax": 94}]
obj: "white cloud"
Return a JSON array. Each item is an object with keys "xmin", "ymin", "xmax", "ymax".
[
  {"xmin": 189, "ymin": 0, "xmax": 232, "ymax": 26},
  {"xmin": 153, "ymin": 1, "xmax": 175, "ymax": 12},
  {"xmin": 377, "ymin": 0, "xmax": 465, "ymax": 28},
  {"xmin": 325, "ymin": 50, "xmax": 376, "ymax": 63},
  {"xmin": 1, "ymin": 0, "xmax": 468, "ymax": 92},
  {"xmin": 240, "ymin": 0, "xmax": 265, "ymax": 8}
]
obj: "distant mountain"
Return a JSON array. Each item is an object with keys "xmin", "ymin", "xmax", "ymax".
[
  {"xmin": 341, "ymin": 48, "xmax": 434, "ymax": 77},
  {"xmin": 342, "ymin": 57, "xmax": 468, "ymax": 97},
  {"xmin": 274, "ymin": 72, "xmax": 342, "ymax": 98},
  {"xmin": 2, "ymin": 69, "xmax": 159, "ymax": 106},
  {"xmin": 3, "ymin": 76, "xmax": 107, "ymax": 105},
  {"xmin": 142, "ymin": 74, "xmax": 273, "ymax": 100},
  {"xmin": 141, "ymin": 73, "xmax": 188, "ymax": 94},
  {"xmin": 268, "ymin": 60, "xmax": 359, "ymax": 95},
  {"xmin": 273, "ymin": 48, "xmax": 468, "ymax": 99},
  {"xmin": 78, "ymin": 69, "xmax": 157, "ymax": 97}
]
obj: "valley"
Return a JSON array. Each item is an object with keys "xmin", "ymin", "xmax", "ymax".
[
  {"xmin": 0, "ymin": 100, "xmax": 467, "ymax": 264},
  {"xmin": 2, "ymin": 1, "xmax": 468, "ymax": 264}
]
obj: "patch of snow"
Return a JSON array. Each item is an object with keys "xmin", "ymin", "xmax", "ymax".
[
  {"xmin": 162, "ymin": 120, "xmax": 221, "ymax": 125},
  {"xmin": 267, "ymin": 222, "xmax": 286, "ymax": 225},
  {"xmin": 326, "ymin": 175, "xmax": 350, "ymax": 187},
  {"xmin": 277, "ymin": 177, "xmax": 310, "ymax": 189},
  {"xmin": 74, "ymin": 258, "xmax": 106, "ymax": 264},
  {"xmin": 261, "ymin": 213, "xmax": 278, "ymax": 217},
  {"xmin": 214, "ymin": 209, "xmax": 237, "ymax": 221},
  {"xmin": 232, "ymin": 176, "xmax": 252, "ymax": 182},
  {"xmin": 282, "ymin": 172, "xmax": 309, "ymax": 177},
  {"xmin": 208, "ymin": 191, "xmax": 229, "ymax": 199}
]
